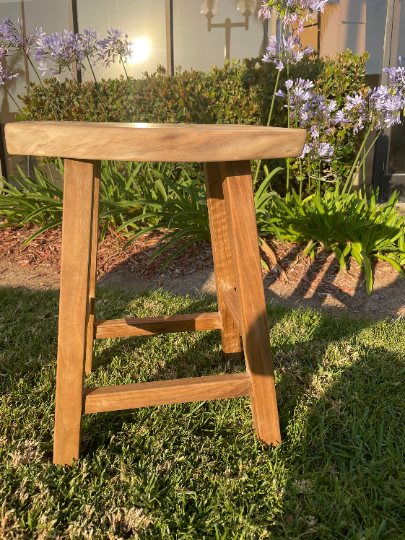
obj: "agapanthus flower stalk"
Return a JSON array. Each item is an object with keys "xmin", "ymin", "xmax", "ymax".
[
  {"xmin": 0, "ymin": 18, "xmax": 45, "ymax": 86},
  {"xmin": 76, "ymin": 28, "xmax": 103, "ymax": 83},
  {"xmin": 0, "ymin": 64, "xmax": 24, "ymax": 115},
  {"xmin": 276, "ymin": 78, "xmax": 337, "ymax": 194},
  {"xmin": 34, "ymin": 30, "xmax": 84, "ymax": 79},
  {"xmin": 333, "ymin": 76, "xmax": 405, "ymax": 192},
  {"xmin": 0, "ymin": 18, "xmax": 44, "ymax": 55},
  {"xmin": 99, "ymin": 28, "xmax": 132, "ymax": 80},
  {"xmin": 263, "ymin": 34, "xmax": 313, "ymax": 71},
  {"xmin": 259, "ymin": 0, "xmax": 329, "ymax": 34}
]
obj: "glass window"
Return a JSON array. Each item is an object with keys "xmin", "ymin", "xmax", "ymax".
[
  {"xmin": 386, "ymin": 2, "xmax": 405, "ymax": 176},
  {"xmin": 0, "ymin": 0, "xmax": 70, "ymax": 179},
  {"xmin": 319, "ymin": 0, "xmax": 386, "ymax": 75},
  {"xmin": 76, "ymin": 0, "xmax": 167, "ymax": 82},
  {"xmin": 173, "ymin": 0, "xmax": 266, "ymax": 72}
]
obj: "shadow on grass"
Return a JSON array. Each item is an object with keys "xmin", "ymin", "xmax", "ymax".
[{"xmin": 1, "ymin": 285, "xmax": 405, "ymax": 537}]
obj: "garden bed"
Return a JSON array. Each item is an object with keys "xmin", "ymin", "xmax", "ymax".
[{"xmin": 1, "ymin": 225, "xmax": 404, "ymax": 318}]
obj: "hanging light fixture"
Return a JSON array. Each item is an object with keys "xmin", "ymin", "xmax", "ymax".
[{"xmin": 200, "ymin": 0, "xmax": 219, "ymax": 17}]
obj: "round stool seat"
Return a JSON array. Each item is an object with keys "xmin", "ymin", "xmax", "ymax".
[{"xmin": 6, "ymin": 121, "xmax": 306, "ymax": 163}]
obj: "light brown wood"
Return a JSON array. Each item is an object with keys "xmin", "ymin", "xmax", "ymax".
[
  {"xmin": 85, "ymin": 161, "xmax": 100, "ymax": 375},
  {"xmin": 204, "ymin": 162, "xmax": 242, "ymax": 361},
  {"xmin": 53, "ymin": 159, "xmax": 96, "ymax": 465},
  {"xmin": 5, "ymin": 122, "xmax": 307, "ymax": 163},
  {"xmin": 84, "ymin": 373, "xmax": 252, "ymax": 414},
  {"xmin": 221, "ymin": 160, "xmax": 281, "ymax": 446},
  {"xmin": 94, "ymin": 312, "xmax": 222, "ymax": 339},
  {"xmin": 222, "ymin": 287, "xmax": 242, "ymax": 334}
]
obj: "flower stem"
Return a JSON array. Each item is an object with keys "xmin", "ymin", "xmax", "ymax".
[
  {"xmin": 253, "ymin": 68, "xmax": 281, "ymax": 184},
  {"xmin": 362, "ymin": 145, "xmax": 366, "ymax": 200},
  {"xmin": 26, "ymin": 55, "xmax": 45, "ymax": 88},
  {"xmin": 342, "ymin": 126, "xmax": 372, "ymax": 194},
  {"xmin": 356, "ymin": 129, "xmax": 384, "ymax": 187},
  {"xmin": 5, "ymin": 88, "xmax": 25, "ymax": 118},
  {"xmin": 286, "ymin": 63, "xmax": 290, "ymax": 194},
  {"xmin": 26, "ymin": 55, "xmax": 60, "ymax": 119},
  {"xmin": 87, "ymin": 58, "xmax": 109, "ymax": 121},
  {"xmin": 120, "ymin": 58, "xmax": 130, "ymax": 82},
  {"xmin": 307, "ymin": 158, "xmax": 311, "ymax": 195},
  {"xmin": 87, "ymin": 57, "xmax": 98, "ymax": 84}
]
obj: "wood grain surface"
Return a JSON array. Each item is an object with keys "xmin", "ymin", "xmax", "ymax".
[
  {"xmin": 5, "ymin": 122, "xmax": 307, "ymax": 163},
  {"xmin": 53, "ymin": 159, "xmax": 95, "ymax": 465},
  {"xmin": 94, "ymin": 312, "xmax": 222, "ymax": 339},
  {"xmin": 204, "ymin": 162, "xmax": 242, "ymax": 360},
  {"xmin": 84, "ymin": 161, "xmax": 100, "ymax": 375},
  {"xmin": 222, "ymin": 286, "xmax": 242, "ymax": 334},
  {"xmin": 221, "ymin": 160, "xmax": 281, "ymax": 446},
  {"xmin": 84, "ymin": 373, "xmax": 252, "ymax": 413}
]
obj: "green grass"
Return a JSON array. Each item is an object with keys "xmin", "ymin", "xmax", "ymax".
[{"xmin": 1, "ymin": 286, "xmax": 405, "ymax": 539}]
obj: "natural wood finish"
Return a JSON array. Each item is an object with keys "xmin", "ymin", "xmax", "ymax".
[
  {"xmin": 5, "ymin": 122, "xmax": 307, "ymax": 163},
  {"xmin": 221, "ymin": 160, "xmax": 281, "ymax": 446},
  {"xmin": 94, "ymin": 312, "xmax": 222, "ymax": 339},
  {"xmin": 84, "ymin": 373, "xmax": 252, "ymax": 414},
  {"xmin": 20, "ymin": 121, "xmax": 306, "ymax": 463},
  {"xmin": 85, "ymin": 161, "xmax": 100, "ymax": 375},
  {"xmin": 53, "ymin": 159, "xmax": 95, "ymax": 465},
  {"xmin": 204, "ymin": 162, "xmax": 242, "ymax": 361},
  {"xmin": 222, "ymin": 287, "xmax": 242, "ymax": 334}
]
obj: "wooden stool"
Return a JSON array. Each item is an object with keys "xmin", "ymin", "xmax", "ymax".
[{"xmin": 5, "ymin": 122, "xmax": 306, "ymax": 465}]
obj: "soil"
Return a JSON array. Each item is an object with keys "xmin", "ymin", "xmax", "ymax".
[{"xmin": 1, "ymin": 225, "xmax": 405, "ymax": 318}]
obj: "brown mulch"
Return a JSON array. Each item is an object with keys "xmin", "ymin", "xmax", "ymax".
[
  {"xmin": 0, "ymin": 224, "xmax": 399, "ymax": 295},
  {"xmin": 0, "ymin": 226, "xmax": 214, "ymax": 281}
]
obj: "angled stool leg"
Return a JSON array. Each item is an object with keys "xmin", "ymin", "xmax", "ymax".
[
  {"xmin": 85, "ymin": 161, "xmax": 101, "ymax": 375},
  {"xmin": 220, "ymin": 160, "xmax": 281, "ymax": 446},
  {"xmin": 53, "ymin": 159, "xmax": 98, "ymax": 465},
  {"xmin": 204, "ymin": 162, "xmax": 242, "ymax": 361}
]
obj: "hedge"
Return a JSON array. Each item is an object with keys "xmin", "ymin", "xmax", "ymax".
[{"xmin": 18, "ymin": 50, "xmax": 369, "ymax": 184}]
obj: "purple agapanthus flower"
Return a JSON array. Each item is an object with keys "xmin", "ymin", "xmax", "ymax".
[
  {"xmin": 263, "ymin": 34, "xmax": 313, "ymax": 70},
  {"xmin": 98, "ymin": 28, "xmax": 132, "ymax": 69},
  {"xmin": 383, "ymin": 57, "xmax": 405, "ymax": 86},
  {"xmin": 0, "ymin": 63, "xmax": 19, "ymax": 85},
  {"xmin": 259, "ymin": 0, "xmax": 329, "ymax": 34},
  {"xmin": 369, "ymin": 85, "xmax": 404, "ymax": 128},
  {"xmin": 34, "ymin": 30, "xmax": 84, "ymax": 78},
  {"xmin": 0, "ymin": 18, "xmax": 44, "ymax": 55},
  {"xmin": 300, "ymin": 140, "xmax": 334, "ymax": 161},
  {"xmin": 334, "ymin": 84, "xmax": 404, "ymax": 133},
  {"xmin": 277, "ymin": 78, "xmax": 337, "ymax": 161},
  {"xmin": 76, "ymin": 28, "xmax": 103, "ymax": 67}
]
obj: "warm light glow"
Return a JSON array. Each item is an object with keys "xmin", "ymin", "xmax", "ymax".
[{"xmin": 128, "ymin": 37, "xmax": 151, "ymax": 65}]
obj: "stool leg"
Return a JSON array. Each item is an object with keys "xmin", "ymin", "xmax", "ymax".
[
  {"xmin": 204, "ymin": 162, "xmax": 242, "ymax": 361},
  {"xmin": 53, "ymin": 159, "xmax": 97, "ymax": 465},
  {"xmin": 220, "ymin": 160, "xmax": 281, "ymax": 446},
  {"xmin": 85, "ymin": 162, "xmax": 101, "ymax": 375}
]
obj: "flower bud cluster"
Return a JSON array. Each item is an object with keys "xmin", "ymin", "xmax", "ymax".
[
  {"xmin": 259, "ymin": 0, "xmax": 328, "ymax": 34},
  {"xmin": 0, "ymin": 17, "xmax": 43, "ymax": 55},
  {"xmin": 276, "ymin": 78, "xmax": 336, "ymax": 161},
  {"xmin": 263, "ymin": 34, "xmax": 313, "ymax": 70},
  {"xmin": 0, "ymin": 18, "xmax": 133, "ymax": 80}
]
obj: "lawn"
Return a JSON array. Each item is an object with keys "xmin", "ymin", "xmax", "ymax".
[{"xmin": 0, "ymin": 286, "xmax": 405, "ymax": 539}]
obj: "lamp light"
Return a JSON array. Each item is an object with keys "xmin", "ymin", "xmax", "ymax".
[
  {"xmin": 236, "ymin": 0, "xmax": 256, "ymax": 15},
  {"xmin": 201, "ymin": 0, "xmax": 219, "ymax": 17}
]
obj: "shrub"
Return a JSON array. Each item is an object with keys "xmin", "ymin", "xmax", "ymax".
[
  {"xmin": 0, "ymin": 160, "xmax": 197, "ymax": 243},
  {"xmin": 268, "ymin": 186, "xmax": 405, "ymax": 294},
  {"xmin": 18, "ymin": 51, "xmax": 369, "ymax": 183}
]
